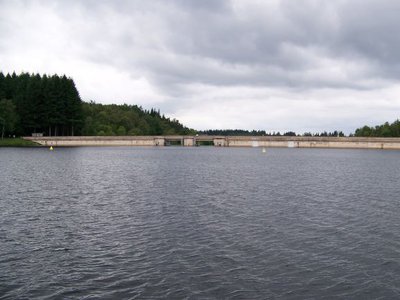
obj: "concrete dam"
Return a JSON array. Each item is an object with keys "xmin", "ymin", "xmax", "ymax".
[{"xmin": 24, "ymin": 136, "xmax": 400, "ymax": 150}]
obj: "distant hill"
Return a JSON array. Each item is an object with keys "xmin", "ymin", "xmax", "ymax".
[
  {"xmin": 0, "ymin": 72, "xmax": 194, "ymax": 137},
  {"xmin": 81, "ymin": 102, "xmax": 194, "ymax": 136}
]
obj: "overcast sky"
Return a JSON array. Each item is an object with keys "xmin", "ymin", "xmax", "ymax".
[{"xmin": 1, "ymin": 0, "xmax": 400, "ymax": 133}]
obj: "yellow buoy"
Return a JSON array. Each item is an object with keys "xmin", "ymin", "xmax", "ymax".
[{"xmin": 49, "ymin": 146, "xmax": 54, "ymax": 151}]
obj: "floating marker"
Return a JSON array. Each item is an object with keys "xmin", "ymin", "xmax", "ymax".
[
  {"xmin": 50, "ymin": 146, "xmax": 53, "ymax": 151},
  {"xmin": 262, "ymin": 147, "xmax": 266, "ymax": 153}
]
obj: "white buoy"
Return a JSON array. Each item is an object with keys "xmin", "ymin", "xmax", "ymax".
[
  {"xmin": 262, "ymin": 147, "xmax": 266, "ymax": 153},
  {"xmin": 49, "ymin": 146, "xmax": 54, "ymax": 151}
]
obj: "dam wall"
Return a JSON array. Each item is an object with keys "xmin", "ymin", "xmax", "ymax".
[
  {"xmin": 24, "ymin": 136, "xmax": 164, "ymax": 147},
  {"xmin": 225, "ymin": 136, "xmax": 400, "ymax": 149},
  {"xmin": 23, "ymin": 136, "xmax": 400, "ymax": 150}
]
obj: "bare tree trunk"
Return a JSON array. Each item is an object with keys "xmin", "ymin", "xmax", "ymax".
[{"xmin": 1, "ymin": 124, "xmax": 4, "ymax": 140}]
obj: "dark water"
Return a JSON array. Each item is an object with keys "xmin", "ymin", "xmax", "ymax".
[{"xmin": 1, "ymin": 147, "xmax": 400, "ymax": 299}]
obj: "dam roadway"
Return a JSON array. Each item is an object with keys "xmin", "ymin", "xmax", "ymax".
[{"xmin": 24, "ymin": 136, "xmax": 400, "ymax": 149}]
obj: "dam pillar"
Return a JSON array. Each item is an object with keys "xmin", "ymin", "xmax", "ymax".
[
  {"xmin": 183, "ymin": 137, "xmax": 195, "ymax": 147},
  {"xmin": 213, "ymin": 138, "xmax": 227, "ymax": 147}
]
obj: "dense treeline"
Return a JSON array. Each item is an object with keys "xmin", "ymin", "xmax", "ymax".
[
  {"xmin": 354, "ymin": 120, "xmax": 400, "ymax": 137},
  {"xmin": 303, "ymin": 131, "xmax": 345, "ymax": 137},
  {"xmin": 200, "ymin": 129, "xmax": 301, "ymax": 136},
  {"xmin": 0, "ymin": 72, "xmax": 82, "ymax": 137},
  {"xmin": 200, "ymin": 129, "xmax": 345, "ymax": 137},
  {"xmin": 81, "ymin": 102, "xmax": 194, "ymax": 136},
  {"xmin": 0, "ymin": 72, "xmax": 193, "ymax": 137},
  {"xmin": 3, "ymin": 72, "xmax": 399, "ymax": 139},
  {"xmin": 200, "ymin": 129, "xmax": 268, "ymax": 136}
]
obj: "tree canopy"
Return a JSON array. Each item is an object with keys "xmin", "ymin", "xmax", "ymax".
[
  {"xmin": 0, "ymin": 72, "xmax": 82, "ymax": 136},
  {"xmin": 199, "ymin": 129, "xmax": 345, "ymax": 137},
  {"xmin": 0, "ymin": 72, "xmax": 194, "ymax": 137},
  {"xmin": 354, "ymin": 120, "xmax": 400, "ymax": 137},
  {"xmin": 81, "ymin": 102, "xmax": 194, "ymax": 136},
  {"xmin": 2, "ymin": 72, "xmax": 398, "ymax": 138}
]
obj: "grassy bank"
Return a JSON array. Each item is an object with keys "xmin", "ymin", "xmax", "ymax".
[{"xmin": 0, "ymin": 138, "xmax": 39, "ymax": 147}]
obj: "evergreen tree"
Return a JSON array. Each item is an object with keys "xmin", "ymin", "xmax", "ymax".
[
  {"xmin": 0, "ymin": 71, "xmax": 193, "ymax": 137},
  {"xmin": 0, "ymin": 72, "xmax": 5, "ymax": 99},
  {"xmin": 0, "ymin": 99, "xmax": 18, "ymax": 138}
]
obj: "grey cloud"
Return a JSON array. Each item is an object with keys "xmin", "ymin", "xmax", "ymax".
[
  {"xmin": 23, "ymin": 0, "xmax": 399, "ymax": 92},
  {"xmin": 1, "ymin": 0, "xmax": 400, "ymax": 132},
  {"xmin": 153, "ymin": 0, "xmax": 400, "ymax": 89}
]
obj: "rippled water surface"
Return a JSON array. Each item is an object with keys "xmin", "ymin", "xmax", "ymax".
[{"xmin": 1, "ymin": 147, "xmax": 400, "ymax": 299}]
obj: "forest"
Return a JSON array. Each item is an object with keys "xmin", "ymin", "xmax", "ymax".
[
  {"xmin": 1, "ymin": 72, "xmax": 399, "ymax": 138},
  {"xmin": 0, "ymin": 72, "xmax": 193, "ymax": 138},
  {"xmin": 0, "ymin": 72, "xmax": 82, "ymax": 137},
  {"xmin": 200, "ymin": 129, "xmax": 345, "ymax": 137},
  {"xmin": 81, "ymin": 102, "xmax": 194, "ymax": 136},
  {"xmin": 354, "ymin": 120, "xmax": 400, "ymax": 137}
]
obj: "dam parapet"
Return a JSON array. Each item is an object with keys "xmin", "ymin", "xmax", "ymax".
[{"xmin": 23, "ymin": 135, "xmax": 400, "ymax": 149}]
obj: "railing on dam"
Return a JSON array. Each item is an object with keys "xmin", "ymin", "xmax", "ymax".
[{"xmin": 23, "ymin": 135, "xmax": 400, "ymax": 149}]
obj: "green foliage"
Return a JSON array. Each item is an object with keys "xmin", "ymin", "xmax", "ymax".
[
  {"xmin": 313, "ymin": 131, "xmax": 345, "ymax": 137},
  {"xmin": 283, "ymin": 131, "xmax": 296, "ymax": 136},
  {"xmin": 200, "ymin": 129, "xmax": 268, "ymax": 136},
  {"xmin": 0, "ymin": 99, "xmax": 18, "ymax": 138},
  {"xmin": 81, "ymin": 101, "xmax": 194, "ymax": 136},
  {"xmin": 0, "ymin": 72, "xmax": 194, "ymax": 137},
  {"xmin": 0, "ymin": 72, "xmax": 83, "ymax": 136},
  {"xmin": 116, "ymin": 126, "xmax": 126, "ymax": 136},
  {"xmin": 354, "ymin": 120, "xmax": 400, "ymax": 137},
  {"xmin": 0, "ymin": 138, "xmax": 38, "ymax": 147},
  {"xmin": 200, "ymin": 129, "xmax": 346, "ymax": 137}
]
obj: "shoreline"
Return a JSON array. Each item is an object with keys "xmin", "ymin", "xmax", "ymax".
[{"xmin": 0, "ymin": 138, "xmax": 39, "ymax": 147}]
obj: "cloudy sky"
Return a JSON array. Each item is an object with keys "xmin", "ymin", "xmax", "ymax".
[{"xmin": 1, "ymin": 0, "xmax": 400, "ymax": 133}]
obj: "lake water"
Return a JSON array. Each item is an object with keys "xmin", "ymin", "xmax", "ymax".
[{"xmin": 1, "ymin": 147, "xmax": 400, "ymax": 299}]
